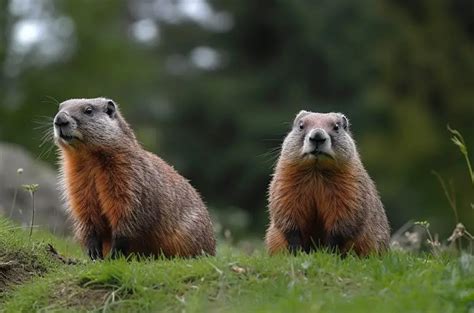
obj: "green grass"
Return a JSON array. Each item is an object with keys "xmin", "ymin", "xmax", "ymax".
[
  {"xmin": 0, "ymin": 217, "xmax": 473, "ymax": 313},
  {"xmin": 0, "ymin": 218, "xmax": 62, "ymax": 294}
]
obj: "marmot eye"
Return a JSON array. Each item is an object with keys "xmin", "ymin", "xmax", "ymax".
[
  {"xmin": 84, "ymin": 107, "xmax": 93, "ymax": 115},
  {"xmin": 299, "ymin": 122, "xmax": 304, "ymax": 130},
  {"xmin": 333, "ymin": 123, "xmax": 340, "ymax": 131}
]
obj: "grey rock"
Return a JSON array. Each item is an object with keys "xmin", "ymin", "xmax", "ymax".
[{"xmin": 0, "ymin": 142, "xmax": 71, "ymax": 235}]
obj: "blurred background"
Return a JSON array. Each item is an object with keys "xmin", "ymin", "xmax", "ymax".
[{"xmin": 0, "ymin": 0, "xmax": 472, "ymax": 242}]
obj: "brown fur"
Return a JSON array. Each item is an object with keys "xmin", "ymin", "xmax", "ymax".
[
  {"xmin": 55, "ymin": 98, "xmax": 215, "ymax": 259},
  {"xmin": 265, "ymin": 112, "xmax": 390, "ymax": 256}
]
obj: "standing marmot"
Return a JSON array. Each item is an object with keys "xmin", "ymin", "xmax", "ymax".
[
  {"xmin": 53, "ymin": 97, "xmax": 216, "ymax": 259},
  {"xmin": 265, "ymin": 111, "xmax": 390, "ymax": 256}
]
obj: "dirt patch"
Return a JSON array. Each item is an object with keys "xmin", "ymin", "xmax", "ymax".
[
  {"xmin": 0, "ymin": 251, "xmax": 49, "ymax": 294},
  {"xmin": 0, "ymin": 244, "xmax": 75, "ymax": 295},
  {"xmin": 0, "ymin": 260, "xmax": 23, "ymax": 292},
  {"xmin": 0, "ymin": 241, "xmax": 106, "ymax": 310}
]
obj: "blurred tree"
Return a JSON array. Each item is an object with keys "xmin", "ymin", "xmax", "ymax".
[{"xmin": 0, "ymin": 0, "xmax": 472, "ymax": 237}]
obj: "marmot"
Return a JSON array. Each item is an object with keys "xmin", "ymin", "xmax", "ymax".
[
  {"xmin": 53, "ymin": 97, "xmax": 216, "ymax": 259},
  {"xmin": 265, "ymin": 111, "xmax": 390, "ymax": 256}
]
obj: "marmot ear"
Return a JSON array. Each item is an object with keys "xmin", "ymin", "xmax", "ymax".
[
  {"xmin": 106, "ymin": 100, "xmax": 116, "ymax": 118},
  {"xmin": 294, "ymin": 110, "xmax": 310, "ymax": 126},
  {"xmin": 340, "ymin": 113, "xmax": 349, "ymax": 130}
]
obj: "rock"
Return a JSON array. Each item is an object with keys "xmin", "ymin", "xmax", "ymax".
[{"xmin": 0, "ymin": 142, "xmax": 71, "ymax": 235}]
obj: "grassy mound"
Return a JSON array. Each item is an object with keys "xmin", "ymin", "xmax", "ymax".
[
  {"xmin": 0, "ymin": 217, "xmax": 473, "ymax": 312},
  {"xmin": 0, "ymin": 218, "xmax": 62, "ymax": 294}
]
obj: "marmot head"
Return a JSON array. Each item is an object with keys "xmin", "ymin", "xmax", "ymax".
[
  {"xmin": 280, "ymin": 110, "xmax": 357, "ymax": 167},
  {"xmin": 53, "ymin": 97, "xmax": 136, "ymax": 150}
]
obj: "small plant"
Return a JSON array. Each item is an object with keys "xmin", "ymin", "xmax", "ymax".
[
  {"xmin": 414, "ymin": 221, "xmax": 441, "ymax": 256},
  {"xmin": 399, "ymin": 127, "xmax": 474, "ymax": 255},
  {"xmin": 429, "ymin": 126, "xmax": 473, "ymax": 254},
  {"xmin": 9, "ymin": 168, "xmax": 24, "ymax": 218},
  {"xmin": 447, "ymin": 125, "xmax": 474, "ymax": 187},
  {"xmin": 445, "ymin": 126, "xmax": 473, "ymax": 251},
  {"xmin": 22, "ymin": 184, "xmax": 40, "ymax": 239},
  {"xmin": 447, "ymin": 223, "xmax": 474, "ymax": 254}
]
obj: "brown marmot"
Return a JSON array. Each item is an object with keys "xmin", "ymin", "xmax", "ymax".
[
  {"xmin": 53, "ymin": 97, "xmax": 216, "ymax": 259},
  {"xmin": 265, "ymin": 111, "xmax": 390, "ymax": 256}
]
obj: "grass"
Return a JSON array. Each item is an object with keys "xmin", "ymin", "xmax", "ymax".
[
  {"xmin": 0, "ymin": 218, "xmax": 61, "ymax": 294},
  {"xmin": 0, "ymin": 217, "xmax": 473, "ymax": 313}
]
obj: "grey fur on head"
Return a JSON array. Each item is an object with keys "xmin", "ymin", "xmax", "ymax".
[
  {"xmin": 281, "ymin": 110, "xmax": 357, "ymax": 166},
  {"xmin": 53, "ymin": 97, "xmax": 136, "ymax": 149}
]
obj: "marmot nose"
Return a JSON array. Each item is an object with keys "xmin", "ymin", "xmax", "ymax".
[
  {"xmin": 54, "ymin": 112, "xmax": 70, "ymax": 127},
  {"xmin": 309, "ymin": 130, "xmax": 327, "ymax": 144}
]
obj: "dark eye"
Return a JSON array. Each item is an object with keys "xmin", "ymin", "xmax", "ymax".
[
  {"xmin": 299, "ymin": 122, "xmax": 304, "ymax": 130},
  {"xmin": 333, "ymin": 123, "xmax": 340, "ymax": 131},
  {"xmin": 84, "ymin": 107, "xmax": 93, "ymax": 115}
]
